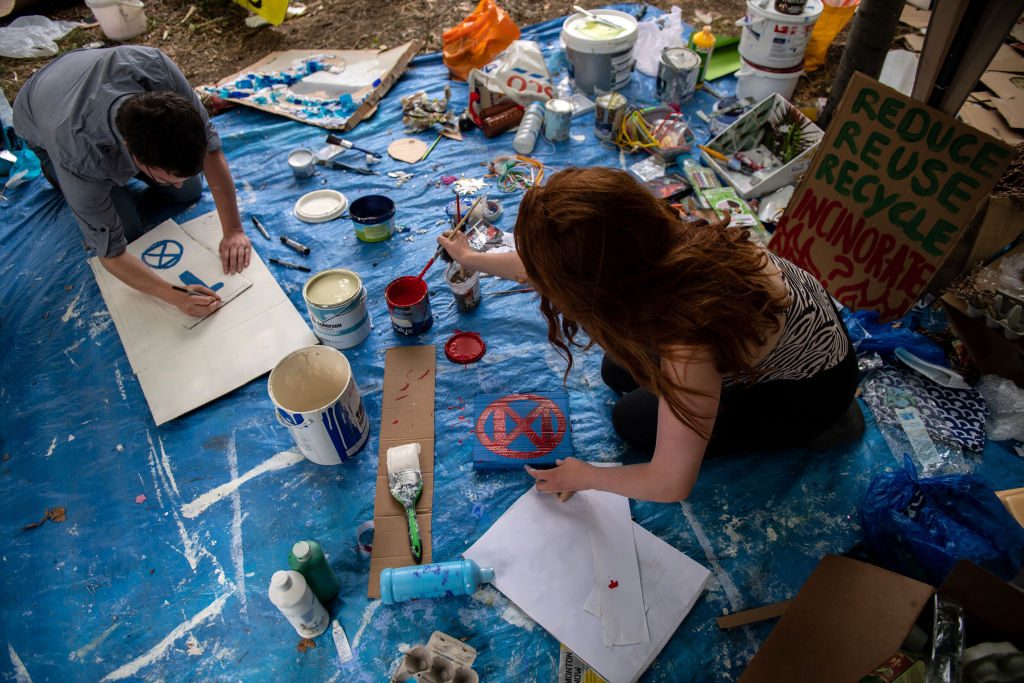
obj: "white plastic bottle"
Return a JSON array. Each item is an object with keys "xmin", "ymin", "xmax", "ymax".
[
  {"xmin": 513, "ymin": 102, "xmax": 545, "ymax": 155},
  {"xmin": 268, "ymin": 570, "xmax": 329, "ymax": 638}
]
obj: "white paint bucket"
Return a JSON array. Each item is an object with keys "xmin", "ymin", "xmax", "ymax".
[
  {"xmin": 561, "ymin": 9, "xmax": 639, "ymax": 95},
  {"xmin": 302, "ymin": 269, "xmax": 371, "ymax": 349},
  {"xmin": 737, "ymin": 0, "xmax": 823, "ymax": 70},
  {"xmin": 268, "ymin": 346, "xmax": 369, "ymax": 465},
  {"xmin": 85, "ymin": 0, "xmax": 147, "ymax": 41},
  {"xmin": 735, "ymin": 59, "xmax": 803, "ymax": 101}
]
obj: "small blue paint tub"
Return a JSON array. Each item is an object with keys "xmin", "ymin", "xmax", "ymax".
[{"xmin": 349, "ymin": 194, "xmax": 396, "ymax": 243}]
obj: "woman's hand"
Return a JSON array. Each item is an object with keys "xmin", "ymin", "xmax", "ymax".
[
  {"xmin": 525, "ymin": 458, "xmax": 593, "ymax": 495},
  {"xmin": 437, "ymin": 229, "xmax": 475, "ymax": 267}
]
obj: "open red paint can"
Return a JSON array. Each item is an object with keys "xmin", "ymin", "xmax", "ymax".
[{"xmin": 384, "ymin": 276, "xmax": 433, "ymax": 336}]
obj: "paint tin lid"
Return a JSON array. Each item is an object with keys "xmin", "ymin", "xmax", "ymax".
[
  {"xmin": 445, "ymin": 331, "xmax": 486, "ymax": 364},
  {"xmin": 294, "ymin": 189, "xmax": 348, "ymax": 223}
]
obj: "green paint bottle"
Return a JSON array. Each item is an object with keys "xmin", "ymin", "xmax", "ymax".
[{"xmin": 288, "ymin": 540, "xmax": 340, "ymax": 604}]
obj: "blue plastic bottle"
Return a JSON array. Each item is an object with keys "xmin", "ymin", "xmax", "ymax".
[{"xmin": 379, "ymin": 559, "xmax": 495, "ymax": 605}]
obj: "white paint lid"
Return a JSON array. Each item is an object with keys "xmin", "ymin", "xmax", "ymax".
[
  {"xmin": 294, "ymin": 189, "xmax": 348, "ymax": 223},
  {"xmin": 562, "ymin": 10, "xmax": 638, "ymax": 54},
  {"xmin": 746, "ymin": 0, "xmax": 823, "ymax": 24},
  {"xmin": 293, "ymin": 541, "xmax": 311, "ymax": 562}
]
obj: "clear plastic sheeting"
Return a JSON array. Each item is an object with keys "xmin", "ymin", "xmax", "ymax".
[{"xmin": 1, "ymin": 6, "xmax": 1023, "ymax": 682}]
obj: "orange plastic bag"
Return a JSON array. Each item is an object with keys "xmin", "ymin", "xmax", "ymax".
[{"xmin": 442, "ymin": 0, "xmax": 520, "ymax": 82}]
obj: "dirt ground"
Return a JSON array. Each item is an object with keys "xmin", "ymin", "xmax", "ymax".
[{"xmin": 1, "ymin": 0, "xmax": 847, "ymax": 105}]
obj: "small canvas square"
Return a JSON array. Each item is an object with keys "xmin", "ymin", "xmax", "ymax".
[{"xmin": 472, "ymin": 391, "xmax": 574, "ymax": 470}]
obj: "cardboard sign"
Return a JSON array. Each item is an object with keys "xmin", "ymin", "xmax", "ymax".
[
  {"xmin": 368, "ymin": 345, "xmax": 436, "ymax": 598},
  {"xmin": 771, "ymin": 73, "xmax": 1014, "ymax": 320}
]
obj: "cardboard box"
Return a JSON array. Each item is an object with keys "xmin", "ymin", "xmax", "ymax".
[
  {"xmin": 472, "ymin": 391, "xmax": 574, "ymax": 470},
  {"xmin": 700, "ymin": 94, "xmax": 824, "ymax": 200},
  {"xmin": 771, "ymin": 73, "xmax": 1014, "ymax": 320},
  {"xmin": 733, "ymin": 556, "xmax": 1024, "ymax": 681}
]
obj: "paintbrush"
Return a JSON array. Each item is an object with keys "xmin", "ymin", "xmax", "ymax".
[
  {"xmin": 417, "ymin": 195, "xmax": 484, "ymax": 279},
  {"xmin": 386, "ymin": 442, "xmax": 424, "ymax": 563}
]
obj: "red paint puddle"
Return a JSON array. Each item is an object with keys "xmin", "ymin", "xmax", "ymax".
[
  {"xmin": 392, "ymin": 420, "xmax": 399, "ymax": 425},
  {"xmin": 608, "ymin": 580, "xmax": 619, "ymax": 589}
]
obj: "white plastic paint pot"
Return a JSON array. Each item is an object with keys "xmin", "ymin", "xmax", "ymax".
[
  {"xmin": 302, "ymin": 269, "xmax": 371, "ymax": 349},
  {"xmin": 85, "ymin": 0, "xmax": 148, "ymax": 41},
  {"xmin": 268, "ymin": 346, "xmax": 369, "ymax": 465},
  {"xmin": 561, "ymin": 9, "xmax": 639, "ymax": 95},
  {"xmin": 737, "ymin": 0, "xmax": 823, "ymax": 70},
  {"xmin": 735, "ymin": 58, "xmax": 803, "ymax": 102}
]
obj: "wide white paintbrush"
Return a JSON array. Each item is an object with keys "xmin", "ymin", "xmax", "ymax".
[{"xmin": 386, "ymin": 442, "xmax": 423, "ymax": 563}]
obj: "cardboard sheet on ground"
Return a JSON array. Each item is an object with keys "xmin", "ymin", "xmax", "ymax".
[
  {"xmin": 464, "ymin": 488, "xmax": 710, "ymax": 683},
  {"xmin": 368, "ymin": 345, "xmax": 436, "ymax": 598},
  {"xmin": 119, "ymin": 219, "xmax": 251, "ymax": 329},
  {"xmin": 770, "ymin": 73, "xmax": 1014, "ymax": 320},
  {"xmin": 209, "ymin": 43, "xmax": 419, "ymax": 132},
  {"xmin": 89, "ymin": 212, "xmax": 317, "ymax": 425}
]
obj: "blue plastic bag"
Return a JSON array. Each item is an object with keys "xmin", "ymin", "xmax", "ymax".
[
  {"xmin": 860, "ymin": 455, "xmax": 1024, "ymax": 585},
  {"xmin": 843, "ymin": 309, "xmax": 947, "ymax": 366}
]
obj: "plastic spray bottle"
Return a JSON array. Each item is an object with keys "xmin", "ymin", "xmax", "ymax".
[
  {"xmin": 513, "ymin": 102, "xmax": 545, "ymax": 155},
  {"xmin": 379, "ymin": 559, "xmax": 495, "ymax": 605},
  {"xmin": 690, "ymin": 25, "xmax": 717, "ymax": 87},
  {"xmin": 288, "ymin": 540, "xmax": 340, "ymax": 604},
  {"xmin": 268, "ymin": 570, "xmax": 330, "ymax": 638}
]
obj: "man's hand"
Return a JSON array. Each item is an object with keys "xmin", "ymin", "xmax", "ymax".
[
  {"xmin": 219, "ymin": 231, "xmax": 251, "ymax": 275},
  {"xmin": 525, "ymin": 458, "xmax": 593, "ymax": 495},
  {"xmin": 172, "ymin": 284, "xmax": 222, "ymax": 317}
]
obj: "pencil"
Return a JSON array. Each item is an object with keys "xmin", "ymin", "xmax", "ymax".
[
  {"xmin": 420, "ymin": 133, "xmax": 443, "ymax": 162},
  {"xmin": 698, "ymin": 144, "xmax": 729, "ymax": 162},
  {"xmin": 171, "ymin": 285, "xmax": 205, "ymax": 297}
]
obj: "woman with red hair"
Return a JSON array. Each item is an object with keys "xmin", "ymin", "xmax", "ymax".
[{"xmin": 439, "ymin": 167, "xmax": 861, "ymax": 503}]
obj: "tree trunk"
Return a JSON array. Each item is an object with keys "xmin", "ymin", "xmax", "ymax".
[{"xmin": 819, "ymin": 0, "xmax": 907, "ymax": 129}]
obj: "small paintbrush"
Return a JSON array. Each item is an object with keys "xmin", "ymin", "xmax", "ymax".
[
  {"xmin": 386, "ymin": 442, "xmax": 424, "ymax": 563},
  {"xmin": 417, "ymin": 195, "xmax": 485, "ymax": 280}
]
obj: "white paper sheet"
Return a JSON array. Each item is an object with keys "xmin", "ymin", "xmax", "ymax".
[
  {"xmin": 90, "ymin": 212, "xmax": 318, "ymax": 424},
  {"xmin": 464, "ymin": 488, "xmax": 710, "ymax": 683},
  {"xmin": 586, "ymin": 491, "xmax": 649, "ymax": 646}
]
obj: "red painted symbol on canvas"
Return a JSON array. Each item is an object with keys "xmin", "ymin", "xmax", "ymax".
[
  {"xmin": 475, "ymin": 393, "xmax": 567, "ymax": 460},
  {"xmin": 608, "ymin": 580, "xmax": 619, "ymax": 589}
]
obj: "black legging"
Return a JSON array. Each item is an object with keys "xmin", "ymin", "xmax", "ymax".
[{"xmin": 602, "ymin": 343, "xmax": 860, "ymax": 456}]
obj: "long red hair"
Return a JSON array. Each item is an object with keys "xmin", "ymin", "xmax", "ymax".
[{"xmin": 514, "ymin": 167, "xmax": 788, "ymax": 438}]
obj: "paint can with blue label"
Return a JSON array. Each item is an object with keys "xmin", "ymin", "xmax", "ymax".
[
  {"xmin": 385, "ymin": 276, "xmax": 433, "ymax": 336},
  {"xmin": 302, "ymin": 269, "xmax": 371, "ymax": 349},
  {"xmin": 350, "ymin": 194, "xmax": 396, "ymax": 243},
  {"xmin": 268, "ymin": 346, "xmax": 369, "ymax": 465}
]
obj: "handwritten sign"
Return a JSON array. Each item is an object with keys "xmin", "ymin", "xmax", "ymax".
[{"xmin": 771, "ymin": 73, "xmax": 1013, "ymax": 320}]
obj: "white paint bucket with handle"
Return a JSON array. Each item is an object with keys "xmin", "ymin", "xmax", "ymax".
[
  {"xmin": 268, "ymin": 346, "xmax": 369, "ymax": 465},
  {"xmin": 85, "ymin": 0, "xmax": 148, "ymax": 41}
]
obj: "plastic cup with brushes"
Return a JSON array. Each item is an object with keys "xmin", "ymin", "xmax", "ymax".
[{"xmin": 386, "ymin": 442, "xmax": 426, "ymax": 563}]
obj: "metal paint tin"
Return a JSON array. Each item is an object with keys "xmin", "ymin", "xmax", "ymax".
[
  {"xmin": 302, "ymin": 269, "xmax": 371, "ymax": 349},
  {"xmin": 656, "ymin": 47, "xmax": 700, "ymax": 107},
  {"xmin": 385, "ymin": 275, "xmax": 433, "ymax": 336},
  {"xmin": 543, "ymin": 98, "xmax": 574, "ymax": 142},
  {"xmin": 288, "ymin": 149, "xmax": 316, "ymax": 179},
  {"xmin": 593, "ymin": 91, "xmax": 627, "ymax": 140},
  {"xmin": 268, "ymin": 346, "xmax": 369, "ymax": 465},
  {"xmin": 349, "ymin": 194, "xmax": 396, "ymax": 243}
]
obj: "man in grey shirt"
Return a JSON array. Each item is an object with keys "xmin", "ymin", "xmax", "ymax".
[{"xmin": 13, "ymin": 45, "xmax": 251, "ymax": 317}]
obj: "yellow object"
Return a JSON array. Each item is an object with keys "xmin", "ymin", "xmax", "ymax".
[
  {"xmin": 804, "ymin": 3, "xmax": 859, "ymax": 73},
  {"xmin": 690, "ymin": 25, "xmax": 716, "ymax": 85},
  {"xmin": 233, "ymin": 0, "xmax": 289, "ymax": 26},
  {"xmin": 698, "ymin": 144, "xmax": 728, "ymax": 162},
  {"xmin": 996, "ymin": 488, "xmax": 1024, "ymax": 527},
  {"xmin": 442, "ymin": 0, "xmax": 521, "ymax": 82}
]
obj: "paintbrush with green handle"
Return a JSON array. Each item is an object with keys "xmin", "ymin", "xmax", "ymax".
[{"xmin": 386, "ymin": 443, "xmax": 424, "ymax": 563}]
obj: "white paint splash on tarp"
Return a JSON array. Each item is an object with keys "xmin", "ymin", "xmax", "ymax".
[
  {"xmin": 70, "ymin": 622, "xmax": 120, "ymax": 662},
  {"xmin": 113, "ymin": 367, "xmax": 127, "ymax": 401},
  {"xmin": 226, "ymin": 433, "xmax": 248, "ymax": 615},
  {"xmin": 44, "ymin": 438, "xmax": 57, "ymax": 458},
  {"xmin": 185, "ymin": 633, "xmax": 204, "ymax": 656},
  {"xmin": 472, "ymin": 587, "xmax": 536, "ymax": 631},
  {"xmin": 89, "ymin": 311, "xmax": 113, "ymax": 339},
  {"xmin": 679, "ymin": 502, "xmax": 742, "ymax": 610},
  {"xmin": 63, "ymin": 338, "xmax": 85, "ymax": 367},
  {"xmin": 8, "ymin": 643, "xmax": 32, "ymax": 683},
  {"xmin": 180, "ymin": 449, "xmax": 305, "ymax": 519},
  {"xmin": 100, "ymin": 592, "xmax": 232, "ymax": 681},
  {"xmin": 351, "ymin": 600, "xmax": 381, "ymax": 650},
  {"xmin": 61, "ymin": 284, "xmax": 84, "ymax": 323}
]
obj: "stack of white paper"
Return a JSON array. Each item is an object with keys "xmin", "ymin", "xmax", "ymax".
[
  {"xmin": 90, "ymin": 213, "xmax": 318, "ymax": 425},
  {"xmin": 464, "ymin": 488, "xmax": 710, "ymax": 683}
]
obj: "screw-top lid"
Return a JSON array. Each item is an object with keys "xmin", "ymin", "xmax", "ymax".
[
  {"xmin": 292, "ymin": 541, "xmax": 311, "ymax": 562},
  {"xmin": 271, "ymin": 570, "xmax": 292, "ymax": 591},
  {"xmin": 479, "ymin": 566, "xmax": 496, "ymax": 583}
]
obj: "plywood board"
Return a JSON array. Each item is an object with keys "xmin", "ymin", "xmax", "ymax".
[
  {"xmin": 368, "ymin": 345, "xmax": 436, "ymax": 598},
  {"xmin": 90, "ymin": 212, "xmax": 318, "ymax": 424},
  {"xmin": 770, "ymin": 73, "xmax": 1014, "ymax": 320}
]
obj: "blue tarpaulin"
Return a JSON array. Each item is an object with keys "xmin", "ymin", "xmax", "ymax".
[{"xmin": 2, "ymin": 7, "xmax": 1023, "ymax": 682}]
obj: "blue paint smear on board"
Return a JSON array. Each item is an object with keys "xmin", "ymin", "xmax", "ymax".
[{"xmin": 2, "ymin": 6, "xmax": 1023, "ymax": 682}]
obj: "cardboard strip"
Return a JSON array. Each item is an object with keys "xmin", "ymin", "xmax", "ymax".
[
  {"xmin": 368, "ymin": 345, "xmax": 436, "ymax": 598},
  {"xmin": 716, "ymin": 600, "xmax": 792, "ymax": 629}
]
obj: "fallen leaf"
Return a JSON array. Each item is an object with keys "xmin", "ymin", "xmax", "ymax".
[
  {"xmin": 48, "ymin": 507, "xmax": 66, "ymax": 523},
  {"xmin": 694, "ymin": 10, "xmax": 717, "ymax": 25},
  {"xmin": 297, "ymin": 638, "xmax": 316, "ymax": 653}
]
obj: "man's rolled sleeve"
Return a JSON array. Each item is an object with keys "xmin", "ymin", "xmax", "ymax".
[{"xmin": 57, "ymin": 168, "xmax": 127, "ymax": 258}]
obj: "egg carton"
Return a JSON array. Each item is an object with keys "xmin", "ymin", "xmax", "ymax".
[
  {"xmin": 392, "ymin": 631, "xmax": 478, "ymax": 683},
  {"xmin": 965, "ymin": 291, "xmax": 1024, "ymax": 341}
]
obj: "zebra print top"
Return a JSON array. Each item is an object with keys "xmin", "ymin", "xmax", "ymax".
[{"xmin": 723, "ymin": 251, "xmax": 851, "ymax": 386}]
